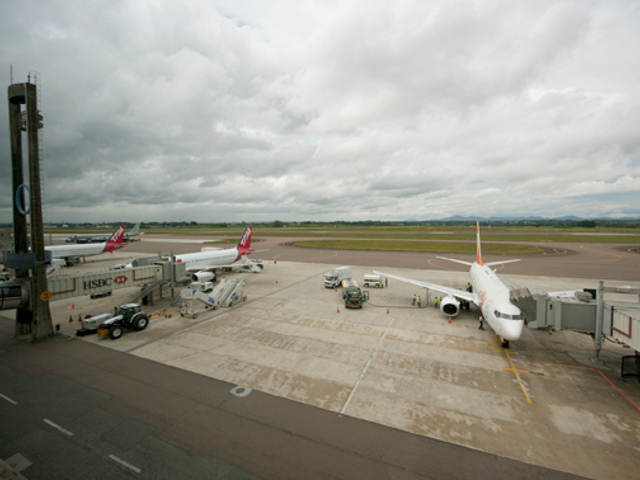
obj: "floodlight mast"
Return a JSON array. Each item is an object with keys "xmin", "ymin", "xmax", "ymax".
[{"xmin": 7, "ymin": 74, "xmax": 54, "ymax": 340}]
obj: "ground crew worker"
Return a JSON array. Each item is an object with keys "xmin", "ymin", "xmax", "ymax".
[
  {"xmin": 412, "ymin": 294, "xmax": 416, "ymax": 306},
  {"xmin": 385, "ymin": 277, "xmax": 388, "ymax": 288},
  {"xmin": 434, "ymin": 297, "xmax": 439, "ymax": 309},
  {"xmin": 479, "ymin": 316, "xmax": 484, "ymax": 330},
  {"xmin": 417, "ymin": 295, "xmax": 421, "ymax": 308}
]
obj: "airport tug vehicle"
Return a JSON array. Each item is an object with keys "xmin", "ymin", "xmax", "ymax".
[{"xmin": 78, "ymin": 303, "xmax": 149, "ymax": 340}]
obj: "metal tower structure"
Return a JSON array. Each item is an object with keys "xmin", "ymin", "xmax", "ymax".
[{"xmin": 7, "ymin": 73, "xmax": 54, "ymax": 341}]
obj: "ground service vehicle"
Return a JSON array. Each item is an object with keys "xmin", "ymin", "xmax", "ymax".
[
  {"xmin": 363, "ymin": 274, "xmax": 384, "ymax": 288},
  {"xmin": 341, "ymin": 279, "xmax": 369, "ymax": 308},
  {"xmin": 190, "ymin": 281, "xmax": 214, "ymax": 293},
  {"xmin": 94, "ymin": 303, "xmax": 149, "ymax": 340},
  {"xmin": 324, "ymin": 266, "xmax": 351, "ymax": 288}
]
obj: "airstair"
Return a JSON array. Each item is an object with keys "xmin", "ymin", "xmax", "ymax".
[{"xmin": 179, "ymin": 279, "xmax": 246, "ymax": 318}]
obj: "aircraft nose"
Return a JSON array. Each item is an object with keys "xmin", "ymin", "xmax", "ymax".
[{"xmin": 503, "ymin": 321, "xmax": 525, "ymax": 341}]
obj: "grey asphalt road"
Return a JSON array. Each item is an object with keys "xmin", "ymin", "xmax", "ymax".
[{"xmin": 0, "ymin": 317, "xmax": 589, "ymax": 480}]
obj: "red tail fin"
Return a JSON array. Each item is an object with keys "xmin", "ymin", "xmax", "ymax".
[
  {"xmin": 236, "ymin": 226, "xmax": 253, "ymax": 256},
  {"xmin": 476, "ymin": 221, "xmax": 483, "ymax": 266},
  {"xmin": 104, "ymin": 225, "xmax": 126, "ymax": 253}
]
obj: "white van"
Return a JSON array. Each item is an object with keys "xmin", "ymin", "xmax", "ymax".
[{"xmin": 363, "ymin": 274, "xmax": 383, "ymax": 288}]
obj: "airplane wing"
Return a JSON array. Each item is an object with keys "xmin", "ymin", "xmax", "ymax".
[{"xmin": 374, "ymin": 270, "xmax": 476, "ymax": 303}]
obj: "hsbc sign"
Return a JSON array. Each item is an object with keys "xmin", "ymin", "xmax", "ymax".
[{"xmin": 48, "ymin": 265, "xmax": 163, "ymax": 301}]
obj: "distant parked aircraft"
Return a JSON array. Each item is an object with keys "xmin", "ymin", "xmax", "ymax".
[
  {"xmin": 47, "ymin": 225, "xmax": 127, "ymax": 266},
  {"xmin": 65, "ymin": 223, "xmax": 142, "ymax": 244}
]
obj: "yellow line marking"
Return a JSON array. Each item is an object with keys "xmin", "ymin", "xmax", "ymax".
[
  {"xmin": 579, "ymin": 244, "xmax": 622, "ymax": 263},
  {"xmin": 504, "ymin": 350, "xmax": 532, "ymax": 404},
  {"xmin": 501, "ymin": 367, "xmax": 529, "ymax": 374}
]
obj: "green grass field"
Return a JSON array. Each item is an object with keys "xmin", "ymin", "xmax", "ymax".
[{"xmin": 294, "ymin": 240, "xmax": 544, "ymax": 255}]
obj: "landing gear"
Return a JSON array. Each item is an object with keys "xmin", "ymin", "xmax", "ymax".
[{"xmin": 501, "ymin": 339, "xmax": 510, "ymax": 349}]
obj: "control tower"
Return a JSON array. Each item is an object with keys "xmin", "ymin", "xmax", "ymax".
[{"xmin": 6, "ymin": 74, "xmax": 54, "ymax": 341}]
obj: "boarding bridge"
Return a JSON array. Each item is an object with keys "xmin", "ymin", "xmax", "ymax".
[
  {"xmin": 510, "ymin": 283, "xmax": 640, "ymax": 363},
  {"xmin": 47, "ymin": 266, "xmax": 163, "ymax": 300},
  {"xmin": 0, "ymin": 259, "xmax": 190, "ymax": 311}
]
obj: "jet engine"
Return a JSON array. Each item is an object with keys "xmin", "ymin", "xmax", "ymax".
[
  {"xmin": 439, "ymin": 295, "xmax": 460, "ymax": 316},
  {"xmin": 191, "ymin": 271, "xmax": 215, "ymax": 283}
]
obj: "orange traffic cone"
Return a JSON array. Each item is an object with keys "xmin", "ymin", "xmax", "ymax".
[
  {"xmin": 69, "ymin": 315, "xmax": 73, "ymax": 323},
  {"xmin": 448, "ymin": 317, "xmax": 451, "ymax": 324},
  {"xmin": 337, "ymin": 307, "xmax": 340, "ymax": 313},
  {"xmin": 276, "ymin": 279, "xmax": 278, "ymax": 284},
  {"xmin": 274, "ymin": 259, "xmax": 277, "ymax": 264},
  {"xmin": 549, "ymin": 330, "xmax": 552, "ymax": 336},
  {"xmin": 78, "ymin": 314, "xmax": 82, "ymax": 322},
  {"xmin": 386, "ymin": 309, "xmax": 390, "ymax": 314},
  {"xmin": 71, "ymin": 304, "xmax": 75, "ymax": 309}
]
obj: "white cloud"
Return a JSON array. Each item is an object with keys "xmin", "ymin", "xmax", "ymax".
[{"xmin": 1, "ymin": 0, "xmax": 639, "ymax": 222}]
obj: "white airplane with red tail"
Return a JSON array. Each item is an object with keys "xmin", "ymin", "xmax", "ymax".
[
  {"xmin": 376, "ymin": 222, "xmax": 524, "ymax": 348},
  {"xmin": 174, "ymin": 226, "xmax": 261, "ymax": 282},
  {"xmin": 46, "ymin": 225, "xmax": 127, "ymax": 266}
]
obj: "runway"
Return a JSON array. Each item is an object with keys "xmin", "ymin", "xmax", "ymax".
[{"xmin": 121, "ymin": 233, "xmax": 640, "ymax": 282}]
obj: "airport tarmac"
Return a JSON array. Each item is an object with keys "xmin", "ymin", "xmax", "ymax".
[{"xmin": 37, "ymin": 239, "xmax": 640, "ymax": 480}]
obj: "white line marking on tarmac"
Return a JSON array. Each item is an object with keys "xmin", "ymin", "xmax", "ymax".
[
  {"xmin": 341, "ymin": 317, "xmax": 394, "ymax": 415},
  {"xmin": 0, "ymin": 393, "xmax": 18, "ymax": 405},
  {"xmin": 109, "ymin": 454, "xmax": 141, "ymax": 474},
  {"xmin": 43, "ymin": 419, "xmax": 73, "ymax": 436}
]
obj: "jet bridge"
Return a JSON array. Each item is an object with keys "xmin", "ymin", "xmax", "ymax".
[
  {"xmin": 510, "ymin": 283, "xmax": 640, "ymax": 362},
  {"xmin": 0, "ymin": 265, "xmax": 168, "ymax": 311}
]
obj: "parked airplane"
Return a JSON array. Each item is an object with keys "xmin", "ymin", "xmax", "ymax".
[
  {"xmin": 46, "ymin": 225, "xmax": 127, "ymax": 266},
  {"xmin": 65, "ymin": 222, "xmax": 142, "ymax": 244},
  {"xmin": 375, "ymin": 222, "xmax": 524, "ymax": 348},
  {"xmin": 174, "ymin": 226, "xmax": 259, "ymax": 282}
]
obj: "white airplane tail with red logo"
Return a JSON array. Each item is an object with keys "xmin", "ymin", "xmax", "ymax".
[
  {"xmin": 236, "ymin": 226, "xmax": 254, "ymax": 256},
  {"xmin": 103, "ymin": 225, "xmax": 127, "ymax": 253}
]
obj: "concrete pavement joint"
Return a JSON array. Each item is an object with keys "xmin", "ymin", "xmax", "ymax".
[
  {"xmin": 127, "ymin": 270, "xmax": 326, "ymax": 353},
  {"xmin": 341, "ymin": 317, "xmax": 395, "ymax": 415}
]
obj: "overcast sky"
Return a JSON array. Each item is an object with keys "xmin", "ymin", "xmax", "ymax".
[{"xmin": 1, "ymin": 0, "xmax": 639, "ymax": 223}]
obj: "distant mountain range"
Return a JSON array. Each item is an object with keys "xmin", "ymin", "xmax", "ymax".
[{"xmin": 435, "ymin": 215, "xmax": 639, "ymax": 221}]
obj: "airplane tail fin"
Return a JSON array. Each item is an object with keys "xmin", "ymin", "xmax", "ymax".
[
  {"xmin": 104, "ymin": 225, "xmax": 126, "ymax": 253},
  {"xmin": 476, "ymin": 221, "xmax": 483, "ymax": 266},
  {"xmin": 46, "ymin": 259, "xmax": 66, "ymax": 277},
  {"xmin": 236, "ymin": 226, "xmax": 254, "ymax": 256},
  {"xmin": 129, "ymin": 222, "xmax": 140, "ymax": 236}
]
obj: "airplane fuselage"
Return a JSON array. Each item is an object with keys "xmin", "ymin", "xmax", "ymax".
[
  {"xmin": 175, "ymin": 248, "xmax": 241, "ymax": 270},
  {"xmin": 470, "ymin": 263, "xmax": 524, "ymax": 342},
  {"xmin": 46, "ymin": 243, "xmax": 121, "ymax": 259}
]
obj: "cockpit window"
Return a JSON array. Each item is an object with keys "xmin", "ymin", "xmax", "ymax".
[{"xmin": 494, "ymin": 310, "xmax": 522, "ymax": 320}]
